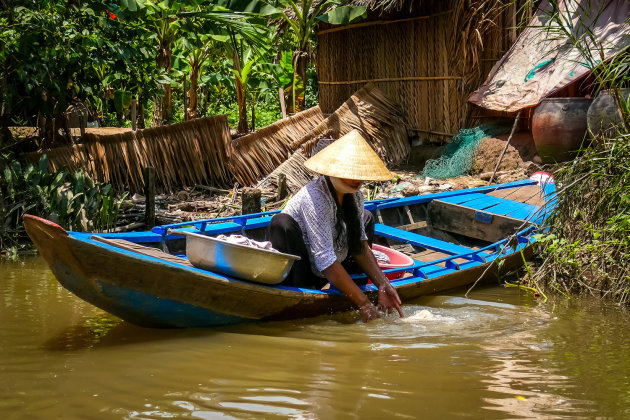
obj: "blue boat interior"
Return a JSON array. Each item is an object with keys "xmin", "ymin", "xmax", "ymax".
[{"xmin": 90, "ymin": 179, "xmax": 554, "ymax": 292}]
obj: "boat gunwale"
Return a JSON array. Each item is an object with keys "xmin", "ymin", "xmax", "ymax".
[{"xmin": 71, "ymin": 220, "xmax": 539, "ymax": 296}]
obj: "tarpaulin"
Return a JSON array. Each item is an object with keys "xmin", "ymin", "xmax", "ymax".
[{"xmin": 469, "ymin": 0, "xmax": 630, "ymax": 112}]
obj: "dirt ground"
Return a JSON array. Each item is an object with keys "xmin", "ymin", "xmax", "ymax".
[{"xmin": 474, "ymin": 131, "xmax": 541, "ymax": 174}]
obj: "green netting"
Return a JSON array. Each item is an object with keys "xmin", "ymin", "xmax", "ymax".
[{"xmin": 421, "ymin": 121, "xmax": 512, "ymax": 179}]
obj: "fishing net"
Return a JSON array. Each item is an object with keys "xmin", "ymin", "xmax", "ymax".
[{"xmin": 421, "ymin": 121, "xmax": 512, "ymax": 179}]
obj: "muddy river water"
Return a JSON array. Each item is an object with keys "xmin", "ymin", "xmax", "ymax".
[{"xmin": 2, "ymin": 256, "xmax": 630, "ymax": 419}]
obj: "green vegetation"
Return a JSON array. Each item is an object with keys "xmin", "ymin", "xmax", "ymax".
[
  {"xmin": 519, "ymin": 0, "xmax": 630, "ymax": 304},
  {"xmin": 0, "ymin": 0, "xmax": 364, "ymax": 147},
  {"xmin": 1, "ymin": 154, "xmax": 126, "ymax": 256},
  {"xmin": 0, "ymin": 1, "xmax": 363, "ymax": 253}
]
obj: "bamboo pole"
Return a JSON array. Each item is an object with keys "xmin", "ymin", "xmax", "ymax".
[
  {"xmin": 489, "ymin": 111, "xmax": 521, "ymax": 185},
  {"xmin": 318, "ymin": 76, "xmax": 463, "ymax": 85},
  {"xmin": 316, "ymin": 9, "xmax": 455, "ymax": 36}
]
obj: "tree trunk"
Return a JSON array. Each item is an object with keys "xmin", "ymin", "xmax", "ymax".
[
  {"xmin": 137, "ymin": 93, "xmax": 145, "ymax": 129},
  {"xmin": 292, "ymin": 51, "xmax": 308, "ymax": 113},
  {"xmin": 154, "ymin": 45, "xmax": 172, "ymax": 126},
  {"xmin": 187, "ymin": 65, "xmax": 199, "ymax": 120},
  {"xmin": 233, "ymin": 50, "xmax": 248, "ymax": 133},
  {"xmin": 251, "ymin": 102, "xmax": 256, "ymax": 132}
]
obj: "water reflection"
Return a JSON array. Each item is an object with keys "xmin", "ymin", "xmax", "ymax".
[{"xmin": 3, "ymin": 256, "xmax": 630, "ymax": 418}]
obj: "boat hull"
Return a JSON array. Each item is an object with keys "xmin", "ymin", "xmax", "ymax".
[{"xmin": 24, "ymin": 214, "xmax": 532, "ymax": 328}]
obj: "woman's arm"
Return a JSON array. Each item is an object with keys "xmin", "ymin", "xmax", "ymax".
[
  {"xmin": 351, "ymin": 241, "xmax": 404, "ymax": 317},
  {"xmin": 322, "ymin": 262, "xmax": 380, "ymax": 322}
]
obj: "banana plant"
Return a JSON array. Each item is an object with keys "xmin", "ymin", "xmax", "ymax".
[{"xmin": 273, "ymin": 0, "xmax": 367, "ymax": 112}]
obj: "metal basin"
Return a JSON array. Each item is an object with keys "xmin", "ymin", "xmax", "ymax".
[{"xmin": 171, "ymin": 230, "xmax": 300, "ymax": 284}]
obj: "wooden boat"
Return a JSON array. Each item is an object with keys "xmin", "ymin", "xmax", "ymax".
[{"xmin": 24, "ymin": 176, "xmax": 556, "ymax": 328}]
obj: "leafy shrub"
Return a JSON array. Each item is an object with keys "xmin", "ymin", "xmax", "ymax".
[{"xmin": 1, "ymin": 155, "xmax": 127, "ymax": 253}]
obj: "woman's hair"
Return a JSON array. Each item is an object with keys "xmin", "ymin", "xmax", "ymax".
[{"xmin": 324, "ymin": 176, "xmax": 364, "ymax": 255}]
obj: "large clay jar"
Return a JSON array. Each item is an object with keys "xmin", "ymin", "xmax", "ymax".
[
  {"xmin": 532, "ymin": 97, "xmax": 592, "ymax": 163},
  {"xmin": 587, "ymin": 89, "xmax": 630, "ymax": 137}
]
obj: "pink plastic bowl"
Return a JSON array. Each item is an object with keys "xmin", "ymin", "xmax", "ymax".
[{"xmin": 372, "ymin": 243, "xmax": 415, "ymax": 280}]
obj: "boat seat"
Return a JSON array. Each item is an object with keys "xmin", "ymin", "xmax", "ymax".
[
  {"xmin": 374, "ymin": 224, "xmax": 487, "ymax": 260},
  {"xmin": 91, "ymin": 236, "xmax": 193, "ymax": 267},
  {"xmin": 437, "ymin": 193, "xmax": 541, "ymax": 221}
]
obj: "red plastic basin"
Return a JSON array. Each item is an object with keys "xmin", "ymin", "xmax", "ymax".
[{"xmin": 372, "ymin": 243, "xmax": 415, "ymax": 280}]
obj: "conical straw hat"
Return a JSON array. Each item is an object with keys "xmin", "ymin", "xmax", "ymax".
[{"xmin": 304, "ymin": 129, "xmax": 393, "ymax": 181}]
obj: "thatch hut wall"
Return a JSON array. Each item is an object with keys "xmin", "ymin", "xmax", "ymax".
[{"xmin": 317, "ymin": 0, "xmax": 530, "ymax": 144}]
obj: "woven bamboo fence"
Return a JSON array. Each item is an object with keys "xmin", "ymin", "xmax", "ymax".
[
  {"xmin": 25, "ymin": 115, "xmax": 233, "ymax": 193},
  {"xmin": 227, "ymin": 106, "xmax": 325, "ymax": 187},
  {"xmin": 317, "ymin": 0, "xmax": 523, "ymax": 143}
]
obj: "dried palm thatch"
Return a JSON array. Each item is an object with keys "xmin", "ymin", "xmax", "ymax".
[
  {"xmin": 25, "ymin": 115, "xmax": 233, "ymax": 193},
  {"xmin": 318, "ymin": 0, "xmax": 520, "ymax": 143},
  {"xmin": 255, "ymin": 150, "xmax": 315, "ymax": 193},
  {"xmin": 292, "ymin": 83, "xmax": 409, "ymax": 164},
  {"xmin": 349, "ymin": 0, "xmax": 414, "ymax": 13},
  {"xmin": 228, "ymin": 106, "xmax": 325, "ymax": 187},
  {"xmin": 257, "ymin": 84, "xmax": 409, "ymax": 193}
]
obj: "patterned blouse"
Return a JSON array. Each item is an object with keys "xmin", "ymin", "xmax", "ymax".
[{"xmin": 282, "ymin": 176, "xmax": 367, "ymax": 277}]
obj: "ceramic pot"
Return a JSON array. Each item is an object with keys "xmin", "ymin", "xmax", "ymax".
[
  {"xmin": 587, "ymin": 89, "xmax": 630, "ymax": 137},
  {"xmin": 532, "ymin": 97, "xmax": 592, "ymax": 163}
]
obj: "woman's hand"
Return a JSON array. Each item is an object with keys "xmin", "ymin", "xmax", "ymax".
[
  {"xmin": 377, "ymin": 284, "xmax": 404, "ymax": 317},
  {"xmin": 359, "ymin": 302, "xmax": 380, "ymax": 322}
]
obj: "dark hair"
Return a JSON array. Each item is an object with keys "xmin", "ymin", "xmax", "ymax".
[{"xmin": 324, "ymin": 176, "xmax": 364, "ymax": 255}]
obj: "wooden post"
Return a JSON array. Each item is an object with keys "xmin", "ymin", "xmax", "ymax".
[
  {"xmin": 143, "ymin": 167, "xmax": 156, "ymax": 229},
  {"xmin": 131, "ymin": 98, "xmax": 137, "ymax": 131},
  {"xmin": 241, "ymin": 188, "xmax": 261, "ymax": 215},
  {"xmin": 276, "ymin": 173, "xmax": 288, "ymax": 201},
  {"xmin": 279, "ymin": 88, "xmax": 287, "ymax": 119}
]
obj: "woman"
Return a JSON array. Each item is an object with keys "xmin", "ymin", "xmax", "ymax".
[{"xmin": 268, "ymin": 129, "xmax": 404, "ymax": 322}]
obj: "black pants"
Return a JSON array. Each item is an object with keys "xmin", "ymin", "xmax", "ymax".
[{"xmin": 267, "ymin": 210, "xmax": 375, "ymax": 289}]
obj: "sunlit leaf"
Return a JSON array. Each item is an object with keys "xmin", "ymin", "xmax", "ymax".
[{"xmin": 317, "ymin": 5, "xmax": 367, "ymax": 25}]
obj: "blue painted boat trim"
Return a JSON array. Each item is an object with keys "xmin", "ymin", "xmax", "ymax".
[
  {"xmin": 374, "ymin": 223, "xmax": 488, "ymax": 259},
  {"xmin": 51, "ymin": 260, "xmax": 249, "ymax": 327},
  {"xmin": 376, "ymin": 179, "xmax": 537, "ymax": 209},
  {"xmin": 66, "ymin": 180, "xmax": 547, "ymax": 301}
]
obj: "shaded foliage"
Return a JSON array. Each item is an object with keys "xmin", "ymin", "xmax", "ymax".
[{"xmin": 1, "ymin": 155, "xmax": 126, "ymax": 255}]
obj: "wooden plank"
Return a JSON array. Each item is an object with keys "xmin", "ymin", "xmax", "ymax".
[
  {"xmin": 438, "ymin": 192, "xmax": 541, "ymax": 221},
  {"xmin": 487, "ymin": 185, "xmax": 545, "ymax": 206},
  {"xmin": 428, "ymin": 200, "xmax": 529, "ymax": 243},
  {"xmin": 496, "ymin": 202, "xmax": 541, "ymax": 221},
  {"xmin": 399, "ymin": 221, "xmax": 428, "ymax": 231},
  {"xmin": 92, "ymin": 236, "xmax": 193, "ymax": 267},
  {"xmin": 374, "ymin": 223, "xmax": 483, "ymax": 257},
  {"xmin": 440, "ymin": 193, "xmax": 504, "ymax": 207}
]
